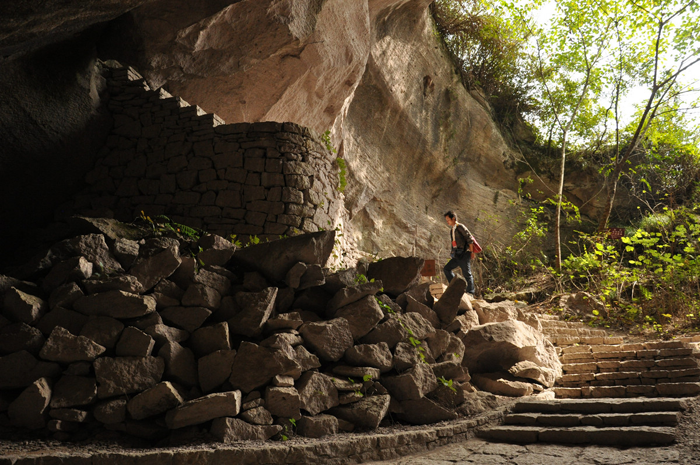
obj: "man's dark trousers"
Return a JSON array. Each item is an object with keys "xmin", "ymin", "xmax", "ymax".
[{"xmin": 443, "ymin": 253, "xmax": 475, "ymax": 294}]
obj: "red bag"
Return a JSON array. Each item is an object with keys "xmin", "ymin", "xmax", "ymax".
[{"xmin": 470, "ymin": 236, "xmax": 483, "ymax": 254}]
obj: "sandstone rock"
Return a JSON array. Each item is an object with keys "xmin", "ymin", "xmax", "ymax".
[
  {"xmin": 160, "ymin": 306, "xmax": 212, "ymax": 333},
  {"xmin": 444, "ymin": 312, "xmax": 479, "ymax": 334},
  {"xmin": 210, "ymin": 417, "xmax": 281, "ymax": 442},
  {"xmin": 461, "ymin": 320, "xmax": 562, "ymax": 379},
  {"xmin": 48, "ymin": 282, "xmax": 84, "ymax": 310},
  {"xmin": 189, "ymin": 322, "xmax": 230, "ymax": 357},
  {"xmin": 362, "ymin": 313, "xmax": 435, "ymax": 349},
  {"xmin": 559, "ymin": 292, "xmax": 607, "ymax": 317},
  {"xmin": 397, "ymin": 397, "xmax": 458, "ymax": 424},
  {"xmin": 381, "ymin": 362, "xmax": 437, "ymax": 401},
  {"xmin": 427, "ymin": 382, "xmax": 466, "ymax": 409},
  {"xmin": 129, "ymin": 311, "xmax": 163, "ymax": 330},
  {"xmin": 293, "ymin": 287, "xmax": 332, "ymax": 314},
  {"xmin": 198, "ymin": 234, "xmax": 236, "ymax": 267},
  {"xmin": 8, "ymin": 378, "xmax": 52, "ymax": 430},
  {"xmin": 333, "ymin": 295, "xmax": 384, "ymax": 340},
  {"xmin": 297, "ymin": 414, "xmax": 338, "ymax": 438},
  {"xmin": 298, "ymin": 264, "xmax": 325, "ymax": 290},
  {"xmin": 344, "ymin": 342, "xmax": 393, "ymax": 373},
  {"xmin": 74, "ymin": 291, "xmax": 156, "ymax": 319},
  {"xmin": 296, "ymin": 371, "xmax": 339, "ymax": 416},
  {"xmin": 0, "ymin": 351, "xmax": 61, "ymax": 389},
  {"xmin": 332, "ymin": 365, "xmax": 381, "ymax": 381},
  {"xmin": 299, "ymin": 318, "xmax": 354, "ymax": 362},
  {"xmin": 322, "ymin": 269, "xmax": 358, "ymax": 294},
  {"xmin": 130, "ymin": 246, "xmax": 182, "ymax": 291},
  {"xmin": 326, "ymin": 281, "xmax": 384, "ymax": 314},
  {"xmin": 232, "ymin": 231, "xmax": 336, "ymax": 282},
  {"xmin": 165, "ymin": 391, "xmax": 242, "ymax": 429},
  {"xmin": 439, "ymin": 332, "xmax": 465, "ymax": 364},
  {"xmin": 113, "ymin": 238, "xmax": 140, "ymax": 269},
  {"xmin": 265, "ymin": 386, "xmax": 301, "ymax": 420},
  {"xmin": 376, "ymin": 294, "xmax": 402, "ymax": 315},
  {"xmin": 393, "ymin": 341, "xmax": 424, "ymax": 372},
  {"xmin": 115, "ymin": 326, "xmax": 155, "ymax": 357},
  {"xmin": 127, "ymin": 381, "xmax": 184, "ymax": 420},
  {"xmin": 144, "ymin": 324, "xmax": 189, "ymax": 348},
  {"xmin": 425, "ymin": 329, "xmax": 451, "ymax": 360},
  {"xmin": 93, "ymin": 398, "xmax": 127, "ymax": 424},
  {"xmin": 433, "ymin": 275, "xmax": 467, "ymax": 325},
  {"xmin": 49, "ymin": 375, "xmax": 97, "ymax": 408},
  {"xmin": 198, "ymin": 349, "xmax": 237, "ymax": 393},
  {"xmin": 51, "ymin": 234, "xmax": 123, "ymax": 273},
  {"xmin": 471, "ymin": 372, "xmax": 534, "ymax": 397},
  {"xmin": 40, "ymin": 326, "xmax": 106, "ymax": 363},
  {"xmin": 159, "ymin": 342, "xmax": 198, "ymax": 387},
  {"xmin": 154, "ymin": 279, "xmax": 185, "ymax": 301},
  {"xmin": 228, "ymin": 287, "xmax": 277, "ymax": 337},
  {"xmin": 3, "ymin": 287, "xmax": 47, "ymax": 324},
  {"xmin": 398, "ymin": 283, "xmax": 434, "ymax": 309},
  {"xmin": 366, "ymin": 257, "xmax": 424, "ymax": 297},
  {"xmin": 294, "ymin": 345, "xmax": 322, "ymax": 372},
  {"xmin": 328, "ymin": 394, "xmax": 390, "ymax": 430},
  {"xmin": 42, "ymin": 256, "xmax": 92, "ymax": 292},
  {"xmin": 49, "ymin": 408, "xmax": 90, "ymax": 423},
  {"xmin": 405, "ymin": 295, "xmax": 440, "ymax": 330},
  {"xmin": 229, "ymin": 342, "xmax": 300, "ymax": 393},
  {"xmin": 431, "ymin": 361, "xmax": 471, "ymax": 383},
  {"xmin": 508, "ymin": 360, "xmax": 557, "ymax": 388},
  {"xmin": 260, "ymin": 332, "xmax": 303, "ymax": 349},
  {"xmin": 0, "ymin": 322, "xmax": 44, "ymax": 355},
  {"xmin": 79, "ymin": 316, "xmax": 124, "ymax": 349},
  {"xmin": 82, "ymin": 275, "xmax": 143, "ymax": 295},
  {"xmin": 240, "ymin": 406, "xmax": 274, "ymax": 425},
  {"xmin": 274, "ymin": 287, "xmax": 295, "ymax": 314},
  {"xmin": 192, "ymin": 268, "xmax": 232, "ymax": 296},
  {"xmin": 265, "ymin": 312, "xmax": 304, "ymax": 332},
  {"xmin": 182, "ymin": 284, "xmax": 221, "ymax": 310},
  {"xmin": 94, "ymin": 356, "xmax": 164, "ymax": 398},
  {"xmin": 285, "ymin": 262, "xmax": 307, "ymax": 289},
  {"xmin": 472, "ymin": 300, "xmax": 520, "ymax": 324},
  {"xmin": 272, "ymin": 375, "xmax": 295, "ymax": 387}
]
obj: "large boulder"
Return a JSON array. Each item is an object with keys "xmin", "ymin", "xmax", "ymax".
[
  {"xmin": 471, "ymin": 372, "xmax": 534, "ymax": 397},
  {"xmin": 296, "ymin": 371, "xmax": 339, "ymax": 416},
  {"xmin": 232, "ymin": 231, "xmax": 336, "ymax": 282},
  {"xmin": 366, "ymin": 257, "xmax": 424, "ymax": 297},
  {"xmin": 432, "ymin": 275, "xmax": 467, "ymax": 325},
  {"xmin": 381, "ymin": 362, "xmax": 437, "ymax": 401},
  {"xmin": 299, "ymin": 318, "xmax": 354, "ymax": 362},
  {"xmin": 461, "ymin": 320, "xmax": 562, "ymax": 379}
]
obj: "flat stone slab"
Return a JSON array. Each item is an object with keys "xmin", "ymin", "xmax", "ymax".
[
  {"xmin": 480, "ymin": 425, "xmax": 677, "ymax": 446},
  {"xmin": 513, "ymin": 397, "xmax": 688, "ymax": 414}
]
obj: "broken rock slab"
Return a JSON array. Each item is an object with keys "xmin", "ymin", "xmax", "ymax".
[
  {"xmin": 159, "ymin": 341, "xmax": 198, "ymax": 387},
  {"xmin": 366, "ymin": 257, "xmax": 424, "ymax": 297},
  {"xmin": 198, "ymin": 349, "xmax": 237, "ymax": 393},
  {"xmin": 461, "ymin": 320, "xmax": 562, "ymax": 379},
  {"xmin": 39, "ymin": 327, "xmax": 106, "ymax": 363},
  {"xmin": 381, "ymin": 362, "xmax": 438, "ymax": 401},
  {"xmin": 211, "ymin": 417, "xmax": 282, "ymax": 442},
  {"xmin": 296, "ymin": 371, "xmax": 339, "ymax": 416},
  {"xmin": 228, "ymin": 287, "xmax": 277, "ymax": 337},
  {"xmin": 3, "ymin": 287, "xmax": 48, "ymax": 325},
  {"xmin": 397, "ymin": 397, "xmax": 458, "ymax": 424},
  {"xmin": 297, "ymin": 414, "xmax": 338, "ymax": 438},
  {"xmin": 115, "ymin": 326, "xmax": 155, "ymax": 357},
  {"xmin": 0, "ymin": 322, "xmax": 45, "ymax": 355},
  {"xmin": 333, "ymin": 295, "xmax": 384, "ymax": 339},
  {"xmin": 472, "ymin": 372, "xmax": 534, "ymax": 397},
  {"xmin": 197, "ymin": 234, "xmax": 236, "ymax": 267},
  {"xmin": 344, "ymin": 342, "xmax": 393, "ymax": 373},
  {"xmin": 264, "ymin": 386, "xmax": 301, "ymax": 420},
  {"xmin": 160, "ymin": 306, "xmax": 212, "ymax": 333},
  {"xmin": 49, "ymin": 375, "xmax": 97, "ymax": 408},
  {"xmin": 328, "ymin": 394, "xmax": 390, "ymax": 430},
  {"xmin": 74, "ymin": 291, "xmax": 156, "ymax": 319},
  {"xmin": 127, "ymin": 381, "xmax": 184, "ymax": 420},
  {"xmin": 405, "ymin": 296, "xmax": 440, "ymax": 330},
  {"xmin": 232, "ymin": 230, "xmax": 336, "ymax": 282},
  {"xmin": 166, "ymin": 391, "xmax": 242, "ymax": 429},
  {"xmin": 36, "ymin": 307, "xmax": 88, "ymax": 336},
  {"xmin": 0, "ymin": 351, "xmax": 61, "ymax": 389},
  {"xmin": 229, "ymin": 342, "xmax": 300, "ymax": 393},
  {"xmin": 509, "ymin": 360, "xmax": 557, "ymax": 388},
  {"xmin": 299, "ymin": 318, "xmax": 354, "ymax": 362},
  {"xmin": 79, "ymin": 316, "xmax": 124, "ymax": 349},
  {"xmin": 433, "ymin": 275, "xmax": 467, "ymax": 325},
  {"xmin": 130, "ymin": 246, "xmax": 182, "ymax": 291},
  {"xmin": 94, "ymin": 356, "xmax": 165, "ymax": 398},
  {"xmin": 8, "ymin": 377, "xmax": 52, "ymax": 430},
  {"xmin": 326, "ymin": 281, "xmax": 384, "ymax": 315},
  {"xmin": 190, "ymin": 322, "xmax": 230, "ymax": 357}
]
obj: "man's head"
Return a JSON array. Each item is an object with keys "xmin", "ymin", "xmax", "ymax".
[{"xmin": 444, "ymin": 210, "xmax": 457, "ymax": 227}]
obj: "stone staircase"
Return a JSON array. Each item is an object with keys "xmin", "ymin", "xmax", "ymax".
[{"xmin": 478, "ymin": 314, "xmax": 700, "ymax": 446}]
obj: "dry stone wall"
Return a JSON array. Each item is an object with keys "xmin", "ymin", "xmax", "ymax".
[{"xmin": 59, "ymin": 63, "xmax": 346, "ymax": 244}]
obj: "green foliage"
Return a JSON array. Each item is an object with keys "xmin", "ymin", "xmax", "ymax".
[
  {"xmin": 138, "ymin": 211, "xmax": 205, "ymax": 240},
  {"xmin": 437, "ymin": 376, "xmax": 458, "ymax": 393},
  {"xmin": 321, "ymin": 130, "xmax": 337, "ymax": 154}
]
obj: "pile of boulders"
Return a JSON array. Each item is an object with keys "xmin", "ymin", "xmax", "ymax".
[{"xmin": 0, "ymin": 219, "xmax": 561, "ymax": 443}]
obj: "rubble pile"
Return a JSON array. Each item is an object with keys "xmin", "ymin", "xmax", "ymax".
[{"xmin": 0, "ymin": 221, "xmax": 560, "ymax": 443}]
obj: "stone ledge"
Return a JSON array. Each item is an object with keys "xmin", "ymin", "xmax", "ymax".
[{"xmin": 0, "ymin": 408, "xmax": 511, "ymax": 465}]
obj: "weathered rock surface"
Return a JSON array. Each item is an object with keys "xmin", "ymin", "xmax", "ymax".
[
  {"xmin": 508, "ymin": 360, "xmax": 557, "ymax": 388},
  {"xmin": 190, "ymin": 322, "xmax": 230, "ymax": 357},
  {"xmin": 334, "ymin": 295, "xmax": 384, "ymax": 339},
  {"xmin": 160, "ymin": 306, "xmax": 212, "ymax": 333},
  {"xmin": 362, "ymin": 313, "xmax": 435, "ymax": 348},
  {"xmin": 297, "ymin": 414, "xmax": 339, "ymax": 438},
  {"xmin": 296, "ymin": 371, "xmax": 339, "ymax": 416},
  {"xmin": 3, "ymin": 287, "xmax": 47, "ymax": 325},
  {"xmin": 115, "ymin": 326, "xmax": 155, "ymax": 357},
  {"xmin": 232, "ymin": 231, "xmax": 336, "ymax": 282},
  {"xmin": 159, "ymin": 341, "xmax": 198, "ymax": 387},
  {"xmin": 326, "ymin": 281, "xmax": 384, "ymax": 314},
  {"xmin": 197, "ymin": 234, "xmax": 236, "ymax": 267},
  {"xmin": 79, "ymin": 317, "xmax": 124, "ymax": 349},
  {"xmin": 211, "ymin": 417, "xmax": 282, "ymax": 443},
  {"xmin": 381, "ymin": 362, "xmax": 437, "ymax": 401},
  {"xmin": 433, "ymin": 276, "xmax": 467, "ymax": 325},
  {"xmin": 39, "ymin": 327, "xmax": 106, "ymax": 363},
  {"xmin": 344, "ymin": 342, "xmax": 393, "ymax": 373},
  {"xmin": 49, "ymin": 375, "xmax": 97, "ymax": 408},
  {"xmin": 0, "ymin": 351, "xmax": 61, "ymax": 389},
  {"xmin": 328, "ymin": 394, "xmax": 390, "ymax": 430},
  {"xmin": 397, "ymin": 397, "xmax": 458, "ymax": 424},
  {"xmin": 74, "ymin": 291, "xmax": 156, "ymax": 319},
  {"xmin": 264, "ymin": 386, "xmax": 301, "ymax": 420},
  {"xmin": 94, "ymin": 356, "xmax": 164, "ymax": 398},
  {"xmin": 472, "ymin": 372, "xmax": 534, "ymax": 397},
  {"xmin": 165, "ymin": 391, "xmax": 242, "ymax": 429},
  {"xmin": 198, "ymin": 349, "xmax": 237, "ymax": 393},
  {"xmin": 299, "ymin": 318, "xmax": 354, "ymax": 362},
  {"xmin": 229, "ymin": 342, "xmax": 299, "ymax": 393},
  {"xmin": 129, "ymin": 246, "xmax": 181, "ymax": 291},
  {"xmin": 461, "ymin": 320, "xmax": 562, "ymax": 379},
  {"xmin": 127, "ymin": 381, "xmax": 184, "ymax": 420},
  {"xmin": 0, "ymin": 322, "xmax": 45, "ymax": 355},
  {"xmin": 8, "ymin": 377, "xmax": 52, "ymax": 430},
  {"xmin": 228, "ymin": 287, "xmax": 277, "ymax": 337},
  {"xmin": 366, "ymin": 257, "xmax": 424, "ymax": 297}
]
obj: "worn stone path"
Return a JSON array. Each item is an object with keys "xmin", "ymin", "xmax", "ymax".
[{"xmin": 367, "ymin": 438, "xmax": 686, "ymax": 464}]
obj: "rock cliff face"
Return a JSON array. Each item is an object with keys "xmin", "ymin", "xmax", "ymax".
[{"xmin": 0, "ymin": 0, "xmax": 582, "ymax": 263}]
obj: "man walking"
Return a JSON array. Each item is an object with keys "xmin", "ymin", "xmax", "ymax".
[{"xmin": 443, "ymin": 211, "xmax": 476, "ymax": 295}]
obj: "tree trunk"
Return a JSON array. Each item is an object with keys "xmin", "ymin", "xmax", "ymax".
[{"xmin": 556, "ymin": 133, "xmax": 567, "ymax": 270}]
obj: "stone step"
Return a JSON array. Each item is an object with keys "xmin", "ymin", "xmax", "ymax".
[
  {"xmin": 553, "ymin": 383, "xmax": 700, "ymax": 398},
  {"xmin": 513, "ymin": 397, "xmax": 687, "ymax": 414},
  {"xmin": 551, "ymin": 335, "xmax": 623, "ymax": 346},
  {"xmin": 478, "ymin": 425, "xmax": 676, "ymax": 446},
  {"xmin": 504, "ymin": 411, "xmax": 679, "ymax": 427}
]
